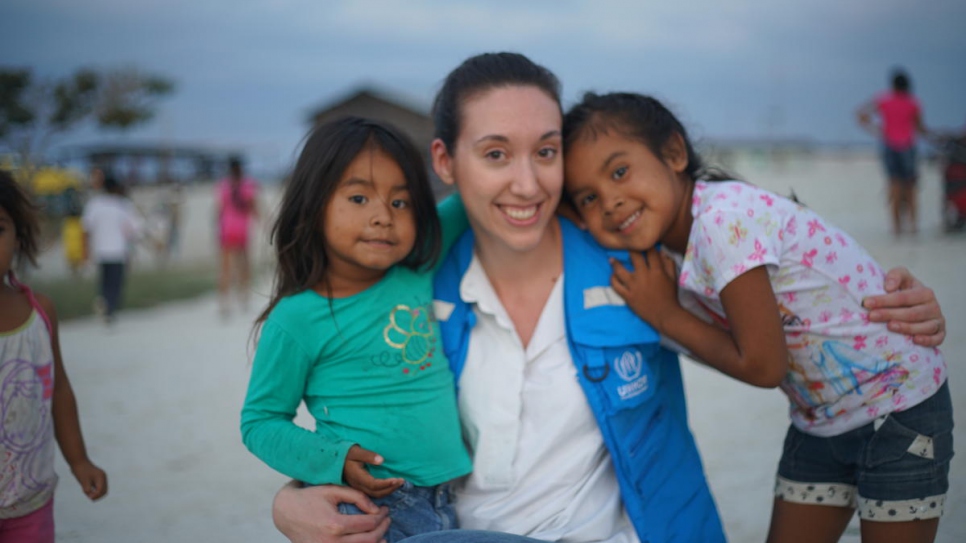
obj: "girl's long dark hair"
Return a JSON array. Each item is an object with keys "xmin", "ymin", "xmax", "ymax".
[
  {"xmin": 255, "ymin": 116, "xmax": 441, "ymax": 329},
  {"xmin": 563, "ymin": 92, "xmax": 733, "ymax": 183},
  {"xmin": 0, "ymin": 170, "xmax": 40, "ymax": 268}
]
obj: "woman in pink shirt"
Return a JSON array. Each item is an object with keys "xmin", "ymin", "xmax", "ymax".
[
  {"xmin": 216, "ymin": 156, "xmax": 259, "ymax": 316},
  {"xmin": 857, "ymin": 69, "xmax": 929, "ymax": 236}
]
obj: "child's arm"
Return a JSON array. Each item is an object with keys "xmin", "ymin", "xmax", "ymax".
[
  {"xmin": 37, "ymin": 293, "xmax": 108, "ymax": 501},
  {"xmin": 610, "ymin": 249, "xmax": 788, "ymax": 388},
  {"xmin": 240, "ymin": 322, "xmax": 402, "ymax": 495}
]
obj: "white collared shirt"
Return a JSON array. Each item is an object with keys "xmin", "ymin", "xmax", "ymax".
[{"xmin": 453, "ymin": 254, "xmax": 638, "ymax": 543}]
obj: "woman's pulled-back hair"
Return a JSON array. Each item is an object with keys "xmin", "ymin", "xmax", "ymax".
[
  {"xmin": 256, "ymin": 116, "xmax": 441, "ymax": 326},
  {"xmin": 432, "ymin": 52, "xmax": 563, "ymax": 154},
  {"xmin": 0, "ymin": 170, "xmax": 40, "ymax": 268},
  {"xmin": 563, "ymin": 92, "xmax": 730, "ymax": 183}
]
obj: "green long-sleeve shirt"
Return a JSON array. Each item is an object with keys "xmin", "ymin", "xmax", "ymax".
[{"xmin": 240, "ymin": 196, "xmax": 471, "ymax": 486}]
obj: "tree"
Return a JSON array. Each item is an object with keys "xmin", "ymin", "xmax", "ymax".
[{"xmin": 0, "ymin": 66, "xmax": 174, "ymax": 175}]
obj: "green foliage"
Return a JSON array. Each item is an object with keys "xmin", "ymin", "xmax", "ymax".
[
  {"xmin": 0, "ymin": 69, "xmax": 35, "ymax": 137},
  {"xmin": 0, "ymin": 66, "xmax": 175, "ymax": 170}
]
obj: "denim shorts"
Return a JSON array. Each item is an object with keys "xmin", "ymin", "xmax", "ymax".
[
  {"xmin": 776, "ymin": 382, "xmax": 953, "ymax": 521},
  {"xmin": 882, "ymin": 145, "xmax": 918, "ymax": 182},
  {"xmin": 338, "ymin": 481, "xmax": 457, "ymax": 543}
]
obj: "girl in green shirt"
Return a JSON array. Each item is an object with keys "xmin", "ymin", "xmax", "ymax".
[{"xmin": 241, "ymin": 117, "xmax": 471, "ymax": 543}]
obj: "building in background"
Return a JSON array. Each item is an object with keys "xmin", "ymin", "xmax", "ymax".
[{"xmin": 306, "ymin": 87, "xmax": 453, "ymax": 198}]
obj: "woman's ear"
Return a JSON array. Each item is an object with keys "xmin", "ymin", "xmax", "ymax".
[
  {"xmin": 663, "ymin": 132, "xmax": 689, "ymax": 174},
  {"xmin": 430, "ymin": 139, "xmax": 456, "ymax": 186}
]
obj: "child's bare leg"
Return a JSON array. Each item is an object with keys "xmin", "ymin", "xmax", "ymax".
[
  {"xmin": 860, "ymin": 518, "xmax": 938, "ymax": 543},
  {"xmin": 237, "ymin": 248, "xmax": 251, "ymax": 309},
  {"xmin": 888, "ymin": 180, "xmax": 902, "ymax": 235},
  {"xmin": 218, "ymin": 249, "xmax": 233, "ymax": 315},
  {"xmin": 766, "ymin": 499, "xmax": 854, "ymax": 543},
  {"xmin": 904, "ymin": 183, "xmax": 919, "ymax": 234}
]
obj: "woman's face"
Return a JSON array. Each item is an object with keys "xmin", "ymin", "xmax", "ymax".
[{"xmin": 432, "ymin": 85, "xmax": 563, "ymax": 255}]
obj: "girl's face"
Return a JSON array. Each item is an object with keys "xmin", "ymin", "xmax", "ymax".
[
  {"xmin": 0, "ymin": 207, "xmax": 16, "ymax": 278},
  {"xmin": 564, "ymin": 130, "xmax": 691, "ymax": 252},
  {"xmin": 321, "ymin": 146, "xmax": 417, "ymax": 291},
  {"xmin": 432, "ymin": 85, "xmax": 563, "ymax": 255}
]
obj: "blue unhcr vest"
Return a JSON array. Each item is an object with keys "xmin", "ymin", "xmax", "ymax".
[{"xmin": 433, "ymin": 219, "xmax": 726, "ymax": 543}]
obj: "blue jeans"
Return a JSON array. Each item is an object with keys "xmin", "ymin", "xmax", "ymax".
[{"xmin": 339, "ymin": 481, "xmax": 457, "ymax": 543}]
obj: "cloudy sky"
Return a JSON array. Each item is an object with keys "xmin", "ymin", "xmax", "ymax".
[{"xmin": 2, "ymin": 0, "xmax": 964, "ymax": 173}]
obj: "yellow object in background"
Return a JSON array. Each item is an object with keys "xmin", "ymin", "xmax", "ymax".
[{"xmin": 62, "ymin": 216, "xmax": 85, "ymax": 269}]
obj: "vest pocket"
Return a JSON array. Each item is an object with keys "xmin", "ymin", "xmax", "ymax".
[{"xmin": 581, "ymin": 344, "xmax": 659, "ymax": 414}]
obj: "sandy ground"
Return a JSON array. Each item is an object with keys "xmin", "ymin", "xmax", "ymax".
[{"xmin": 48, "ymin": 152, "xmax": 965, "ymax": 542}]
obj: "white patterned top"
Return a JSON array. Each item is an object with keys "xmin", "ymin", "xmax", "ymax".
[{"xmin": 676, "ymin": 181, "xmax": 946, "ymax": 436}]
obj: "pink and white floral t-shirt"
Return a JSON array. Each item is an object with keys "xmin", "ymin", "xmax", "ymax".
[{"xmin": 676, "ymin": 181, "xmax": 946, "ymax": 437}]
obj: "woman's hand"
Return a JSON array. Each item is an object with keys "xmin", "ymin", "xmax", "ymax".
[
  {"xmin": 863, "ymin": 267, "xmax": 945, "ymax": 347},
  {"xmin": 343, "ymin": 445, "xmax": 405, "ymax": 499},
  {"xmin": 272, "ymin": 481, "xmax": 390, "ymax": 543}
]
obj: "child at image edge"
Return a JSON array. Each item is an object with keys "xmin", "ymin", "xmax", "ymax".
[
  {"xmin": 0, "ymin": 171, "xmax": 107, "ymax": 542},
  {"xmin": 562, "ymin": 93, "xmax": 952, "ymax": 543},
  {"xmin": 240, "ymin": 117, "xmax": 471, "ymax": 543}
]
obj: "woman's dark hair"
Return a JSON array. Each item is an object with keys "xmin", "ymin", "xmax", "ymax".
[
  {"xmin": 432, "ymin": 52, "xmax": 562, "ymax": 154},
  {"xmin": 563, "ymin": 92, "xmax": 730, "ymax": 184},
  {"xmin": 255, "ymin": 116, "xmax": 441, "ymax": 327},
  {"xmin": 891, "ymin": 69, "xmax": 911, "ymax": 93},
  {"xmin": 0, "ymin": 170, "xmax": 41, "ymax": 268}
]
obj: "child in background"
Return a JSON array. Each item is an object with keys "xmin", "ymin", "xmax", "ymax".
[
  {"xmin": 562, "ymin": 93, "xmax": 951, "ymax": 543},
  {"xmin": 240, "ymin": 117, "xmax": 471, "ymax": 543},
  {"xmin": 0, "ymin": 171, "xmax": 108, "ymax": 542},
  {"xmin": 856, "ymin": 69, "xmax": 930, "ymax": 237},
  {"xmin": 215, "ymin": 157, "xmax": 259, "ymax": 317}
]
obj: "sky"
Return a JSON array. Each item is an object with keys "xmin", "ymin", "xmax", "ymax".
[{"xmin": 2, "ymin": 0, "xmax": 964, "ymax": 176}]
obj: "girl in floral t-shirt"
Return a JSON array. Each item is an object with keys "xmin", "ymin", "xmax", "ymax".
[{"xmin": 562, "ymin": 92, "xmax": 952, "ymax": 543}]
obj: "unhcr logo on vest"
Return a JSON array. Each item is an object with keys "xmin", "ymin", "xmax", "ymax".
[{"xmin": 614, "ymin": 350, "xmax": 648, "ymax": 400}]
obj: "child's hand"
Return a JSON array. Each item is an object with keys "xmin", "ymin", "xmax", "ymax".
[
  {"xmin": 610, "ymin": 248, "xmax": 681, "ymax": 332},
  {"xmin": 342, "ymin": 445, "xmax": 405, "ymax": 499},
  {"xmin": 70, "ymin": 460, "xmax": 108, "ymax": 500}
]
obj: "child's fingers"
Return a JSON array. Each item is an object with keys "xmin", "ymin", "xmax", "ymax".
[
  {"xmin": 659, "ymin": 249, "xmax": 677, "ymax": 280},
  {"xmin": 629, "ymin": 250, "xmax": 650, "ymax": 272},
  {"xmin": 88, "ymin": 470, "xmax": 108, "ymax": 500},
  {"xmin": 609, "ymin": 258, "xmax": 632, "ymax": 287},
  {"xmin": 345, "ymin": 445, "xmax": 384, "ymax": 466},
  {"xmin": 364, "ymin": 478, "xmax": 405, "ymax": 499}
]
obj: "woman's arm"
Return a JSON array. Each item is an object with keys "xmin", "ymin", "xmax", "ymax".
[
  {"xmin": 39, "ymin": 293, "xmax": 108, "ymax": 500},
  {"xmin": 611, "ymin": 250, "xmax": 788, "ymax": 388},
  {"xmin": 863, "ymin": 267, "xmax": 946, "ymax": 347},
  {"xmin": 272, "ymin": 481, "xmax": 389, "ymax": 543}
]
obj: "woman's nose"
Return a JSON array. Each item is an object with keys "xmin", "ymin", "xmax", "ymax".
[{"xmin": 510, "ymin": 159, "xmax": 541, "ymax": 197}]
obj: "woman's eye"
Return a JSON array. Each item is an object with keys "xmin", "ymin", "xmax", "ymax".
[
  {"xmin": 537, "ymin": 147, "xmax": 558, "ymax": 159},
  {"xmin": 485, "ymin": 150, "xmax": 506, "ymax": 161},
  {"xmin": 349, "ymin": 195, "xmax": 367, "ymax": 204},
  {"xmin": 611, "ymin": 166, "xmax": 627, "ymax": 180},
  {"xmin": 391, "ymin": 199, "xmax": 409, "ymax": 209}
]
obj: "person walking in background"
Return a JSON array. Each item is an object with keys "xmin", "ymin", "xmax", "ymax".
[
  {"xmin": 60, "ymin": 187, "xmax": 86, "ymax": 277},
  {"xmin": 0, "ymin": 171, "xmax": 108, "ymax": 542},
  {"xmin": 857, "ymin": 69, "xmax": 929, "ymax": 236},
  {"xmin": 81, "ymin": 173, "xmax": 142, "ymax": 324},
  {"xmin": 215, "ymin": 156, "xmax": 259, "ymax": 317}
]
